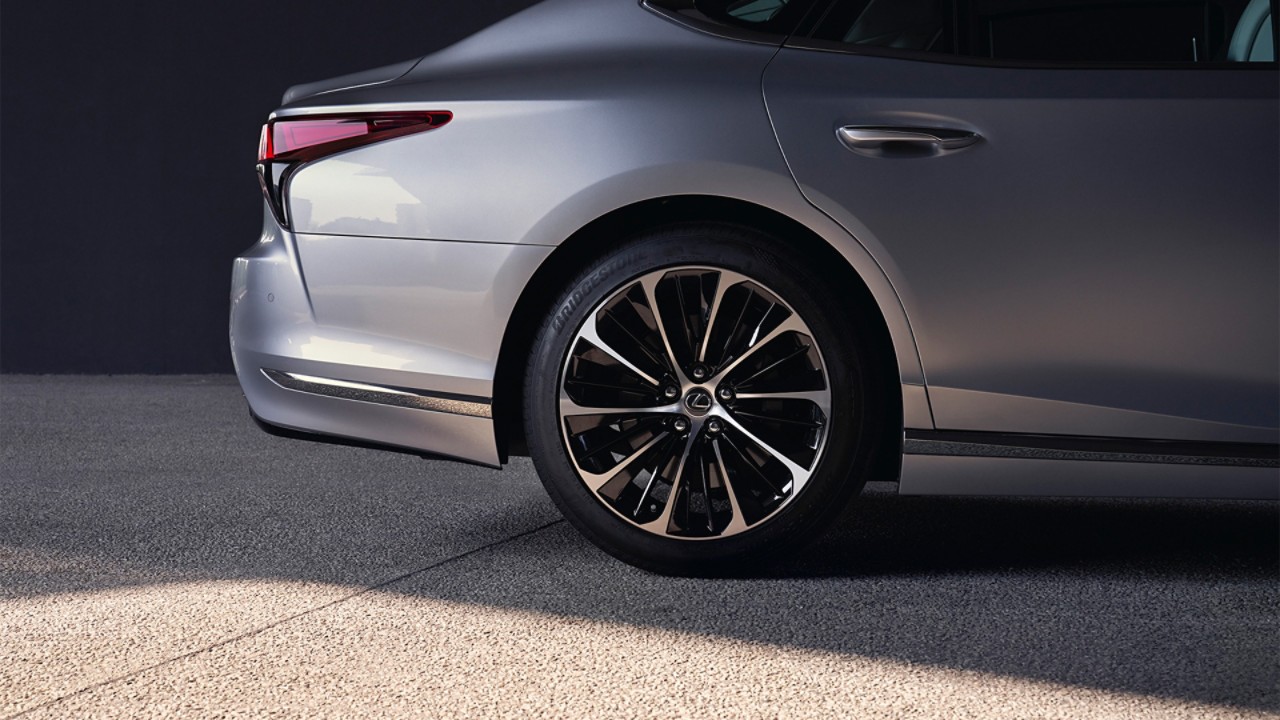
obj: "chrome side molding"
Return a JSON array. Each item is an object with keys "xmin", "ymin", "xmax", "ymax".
[
  {"xmin": 899, "ymin": 454, "xmax": 1280, "ymax": 499},
  {"xmin": 904, "ymin": 430, "xmax": 1279, "ymax": 468},
  {"xmin": 261, "ymin": 368, "xmax": 491, "ymax": 419}
]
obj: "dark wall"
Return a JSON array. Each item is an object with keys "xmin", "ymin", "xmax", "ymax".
[{"xmin": 1, "ymin": 0, "xmax": 540, "ymax": 373}]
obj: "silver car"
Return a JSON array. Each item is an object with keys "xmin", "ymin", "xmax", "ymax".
[{"xmin": 231, "ymin": 0, "xmax": 1279, "ymax": 574}]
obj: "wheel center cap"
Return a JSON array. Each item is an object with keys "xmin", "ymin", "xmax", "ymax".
[{"xmin": 683, "ymin": 389, "xmax": 713, "ymax": 416}]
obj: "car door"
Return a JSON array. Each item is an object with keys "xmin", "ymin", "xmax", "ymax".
[{"xmin": 764, "ymin": 0, "xmax": 1279, "ymax": 444}]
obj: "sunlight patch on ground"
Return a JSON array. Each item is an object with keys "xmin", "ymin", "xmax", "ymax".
[{"xmin": 3, "ymin": 578, "xmax": 1267, "ymax": 720}]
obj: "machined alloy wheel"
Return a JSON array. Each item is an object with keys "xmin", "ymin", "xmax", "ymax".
[
  {"xmin": 525, "ymin": 224, "xmax": 878, "ymax": 575},
  {"xmin": 558, "ymin": 266, "xmax": 832, "ymax": 539}
]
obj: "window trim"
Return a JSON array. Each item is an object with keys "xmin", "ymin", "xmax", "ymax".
[{"xmin": 788, "ymin": 0, "xmax": 1279, "ymax": 70}]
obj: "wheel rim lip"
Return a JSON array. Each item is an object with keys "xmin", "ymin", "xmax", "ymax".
[{"xmin": 555, "ymin": 263, "xmax": 833, "ymax": 542}]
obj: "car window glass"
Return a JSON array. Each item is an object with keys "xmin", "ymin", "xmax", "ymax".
[
  {"xmin": 808, "ymin": 0, "xmax": 1276, "ymax": 64},
  {"xmin": 815, "ymin": 0, "xmax": 954, "ymax": 53},
  {"xmin": 696, "ymin": 0, "xmax": 798, "ymax": 30},
  {"xmin": 648, "ymin": 0, "xmax": 814, "ymax": 37},
  {"xmin": 725, "ymin": 0, "xmax": 789, "ymax": 22}
]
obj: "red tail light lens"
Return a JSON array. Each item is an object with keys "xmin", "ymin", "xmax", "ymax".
[
  {"xmin": 258, "ymin": 111, "xmax": 452, "ymax": 163},
  {"xmin": 256, "ymin": 110, "xmax": 451, "ymax": 228},
  {"xmin": 258, "ymin": 123, "xmax": 271, "ymax": 163}
]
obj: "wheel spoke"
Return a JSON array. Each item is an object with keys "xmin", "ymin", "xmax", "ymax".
[
  {"xmin": 638, "ymin": 274, "xmax": 689, "ymax": 385},
  {"xmin": 558, "ymin": 393, "xmax": 676, "ymax": 417},
  {"xmin": 731, "ymin": 410, "xmax": 824, "ymax": 429},
  {"xmin": 673, "ymin": 275, "xmax": 694, "ymax": 363},
  {"xmin": 709, "ymin": 314, "xmax": 807, "ymax": 386},
  {"xmin": 729, "ymin": 345, "xmax": 812, "ymax": 391},
  {"xmin": 718, "ymin": 411, "xmax": 813, "ymax": 494},
  {"xmin": 578, "ymin": 311, "xmax": 661, "ymax": 387},
  {"xmin": 697, "ymin": 269, "xmax": 749, "ymax": 364},
  {"xmin": 562, "ymin": 379, "xmax": 653, "ymax": 396},
  {"xmin": 576, "ymin": 432, "xmax": 670, "ymax": 493},
  {"xmin": 602, "ymin": 306, "xmax": 671, "ymax": 375},
  {"xmin": 574, "ymin": 419, "xmax": 663, "ymax": 465},
  {"xmin": 719, "ymin": 432, "xmax": 787, "ymax": 497},
  {"xmin": 640, "ymin": 431, "xmax": 696, "ymax": 535},
  {"xmin": 734, "ymin": 389, "xmax": 829, "ymax": 404},
  {"xmin": 711, "ymin": 438, "xmax": 749, "ymax": 536},
  {"xmin": 633, "ymin": 435, "xmax": 678, "ymax": 518},
  {"xmin": 695, "ymin": 445, "xmax": 715, "ymax": 533}
]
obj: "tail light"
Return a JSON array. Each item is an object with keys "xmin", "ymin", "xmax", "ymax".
[{"xmin": 256, "ymin": 111, "xmax": 452, "ymax": 228}]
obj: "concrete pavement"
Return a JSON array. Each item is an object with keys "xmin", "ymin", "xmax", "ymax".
[{"xmin": 2, "ymin": 375, "xmax": 1276, "ymax": 718}]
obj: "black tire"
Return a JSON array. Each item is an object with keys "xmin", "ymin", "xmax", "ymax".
[{"xmin": 524, "ymin": 223, "xmax": 882, "ymax": 576}]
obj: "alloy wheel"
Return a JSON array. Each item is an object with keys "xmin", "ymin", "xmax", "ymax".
[{"xmin": 557, "ymin": 266, "xmax": 833, "ymax": 540}]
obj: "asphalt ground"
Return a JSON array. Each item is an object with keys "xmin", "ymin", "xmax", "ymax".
[{"xmin": 1, "ymin": 375, "xmax": 1277, "ymax": 719}]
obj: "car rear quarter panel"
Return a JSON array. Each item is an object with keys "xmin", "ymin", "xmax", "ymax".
[{"xmin": 276, "ymin": 0, "xmax": 930, "ymax": 400}]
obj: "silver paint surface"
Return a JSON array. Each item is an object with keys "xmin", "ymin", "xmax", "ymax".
[
  {"xmin": 765, "ymin": 49, "xmax": 1279, "ymax": 442},
  {"xmin": 231, "ymin": 0, "xmax": 1278, "ymax": 496}
]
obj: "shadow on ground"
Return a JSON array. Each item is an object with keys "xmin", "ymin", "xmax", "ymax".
[{"xmin": 2, "ymin": 376, "xmax": 1277, "ymax": 711}]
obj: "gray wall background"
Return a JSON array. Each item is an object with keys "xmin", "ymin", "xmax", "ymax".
[{"xmin": 1, "ymin": 0, "xmax": 540, "ymax": 373}]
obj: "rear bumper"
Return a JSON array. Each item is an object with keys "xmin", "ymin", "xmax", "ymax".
[{"xmin": 228, "ymin": 214, "xmax": 506, "ymax": 466}]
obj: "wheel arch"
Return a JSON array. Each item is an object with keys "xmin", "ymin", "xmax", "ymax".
[{"xmin": 493, "ymin": 194, "xmax": 909, "ymax": 481}]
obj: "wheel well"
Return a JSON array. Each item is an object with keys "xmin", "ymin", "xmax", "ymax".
[{"xmin": 492, "ymin": 195, "xmax": 903, "ymax": 480}]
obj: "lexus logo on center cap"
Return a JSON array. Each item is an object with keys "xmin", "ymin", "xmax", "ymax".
[{"xmin": 683, "ymin": 389, "xmax": 713, "ymax": 415}]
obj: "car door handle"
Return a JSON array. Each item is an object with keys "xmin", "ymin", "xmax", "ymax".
[{"xmin": 837, "ymin": 126, "xmax": 982, "ymax": 156}]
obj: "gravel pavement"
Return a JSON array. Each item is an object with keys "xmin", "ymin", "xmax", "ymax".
[{"xmin": 1, "ymin": 375, "xmax": 1277, "ymax": 718}]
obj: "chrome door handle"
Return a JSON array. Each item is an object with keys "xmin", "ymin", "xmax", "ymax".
[{"xmin": 837, "ymin": 126, "xmax": 981, "ymax": 156}]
